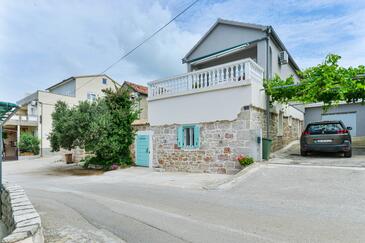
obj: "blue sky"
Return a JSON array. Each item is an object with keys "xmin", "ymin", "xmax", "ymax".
[{"xmin": 1, "ymin": 0, "xmax": 365, "ymax": 102}]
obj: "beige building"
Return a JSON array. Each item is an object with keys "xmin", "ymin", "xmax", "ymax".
[
  {"xmin": 4, "ymin": 75, "xmax": 120, "ymax": 158},
  {"xmin": 122, "ymin": 81, "xmax": 149, "ymax": 125}
]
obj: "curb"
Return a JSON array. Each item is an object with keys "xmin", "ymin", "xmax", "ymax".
[{"xmin": 202, "ymin": 162, "xmax": 262, "ymax": 190}]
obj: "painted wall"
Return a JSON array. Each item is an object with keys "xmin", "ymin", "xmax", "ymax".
[
  {"xmin": 182, "ymin": 22, "xmax": 303, "ymax": 120},
  {"xmin": 49, "ymin": 80, "xmax": 76, "ymax": 97},
  {"xmin": 148, "ymin": 84, "xmax": 252, "ymax": 126},
  {"xmin": 186, "ymin": 23, "xmax": 266, "ymax": 63},
  {"xmin": 35, "ymin": 75, "xmax": 119, "ymax": 155},
  {"xmin": 304, "ymin": 103, "xmax": 365, "ymax": 136},
  {"xmin": 75, "ymin": 76, "xmax": 117, "ymax": 101}
]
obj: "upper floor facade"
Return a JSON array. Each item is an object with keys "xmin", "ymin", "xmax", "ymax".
[{"xmin": 148, "ymin": 19, "xmax": 303, "ymax": 126}]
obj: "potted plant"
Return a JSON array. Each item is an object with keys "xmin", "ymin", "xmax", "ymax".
[{"xmin": 236, "ymin": 154, "xmax": 254, "ymax": 167}]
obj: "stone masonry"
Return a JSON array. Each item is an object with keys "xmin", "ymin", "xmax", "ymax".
[
  {"xmin": 133, "ymin": 105, "xmax": 303, "ymax": 174},
  {"xmin": 134, "ymin": 107, "xmax": 262, "ymax": 174},
  {"xmin": 251, "ymin": 107, "xmax": 303, "ymax": 152},
  {"xmin": 1, "ymin": 183, "xmax": 44, "ymax": 243}
]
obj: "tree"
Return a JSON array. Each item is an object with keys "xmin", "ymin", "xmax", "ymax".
[
  {"xmin": 264, "ymin": 54, "xmax": 365, "ymax": 110},
  {"xmin": 49, "ymin": 86, "xmax": 139, "ymax": 169},
  {"xmin": 87, "ymin": 87, "xmax": 139, "ymax": 167}
]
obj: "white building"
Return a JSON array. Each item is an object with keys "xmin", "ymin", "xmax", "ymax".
[{"xmin": 133, "ymin": 19, "xmax": 304, "ymax": 174}]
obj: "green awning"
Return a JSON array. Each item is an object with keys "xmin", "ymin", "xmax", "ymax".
[{"xmin": 0, "ymin": 101, "xmax": 18, "ymax": 126}]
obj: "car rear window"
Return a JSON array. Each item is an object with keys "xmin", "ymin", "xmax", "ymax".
[{"xmin": 306, "ymin": 123, "xmax": 344, "ymax": 135}]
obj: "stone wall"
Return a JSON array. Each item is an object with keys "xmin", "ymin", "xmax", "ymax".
[
  {"xmin": 134, "ymin": 108, "xmax": 262, "ymax": 174},
  {"xmin": 132, "ymin": 105, "xmax": 303, "ymax": 174},
  {"xmin": 1, "ymin": 183, "xmax": 44, "ymax": 243},
  {"xmin": 251, "ymin": 107, "xmax": 303, "ymax": 152}
]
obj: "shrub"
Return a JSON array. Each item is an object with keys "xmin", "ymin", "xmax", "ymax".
[
  {"xmin": 236, "ymin": 155, "xmax": 254, "ymax": 167},
  {"xmin": 19, "ymin": 133, "xmax": 40, "ymax": 155}
]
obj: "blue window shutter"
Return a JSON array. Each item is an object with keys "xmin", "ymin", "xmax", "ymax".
[
  {"xmin": 177, "ymin": 126, "xmax": 183, "ymax": 148},
  {"xmin": 194, "ymin": 125, "xmax": 200, "ymax": 148}
]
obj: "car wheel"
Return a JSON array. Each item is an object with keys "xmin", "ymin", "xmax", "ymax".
[
  {"xmin": 344, "ymin": 150, "xmax": 352, "ymax": 158},
  {"xmin": 300, "ymin": 150, "xmax": 307, "ymax": 156}
]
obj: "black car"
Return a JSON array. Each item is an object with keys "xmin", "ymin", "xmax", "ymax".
[{"xmin": 300, "ymin": 120, "xmax": 352, "ymax": 157}]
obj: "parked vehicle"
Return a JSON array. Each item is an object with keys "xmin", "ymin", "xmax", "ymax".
[{"xmin": 300, "ymin": 120, "xmax": 352, "ymax": 157}]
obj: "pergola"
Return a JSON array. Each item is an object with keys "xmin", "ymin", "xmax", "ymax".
[{"xmin": 0, "ymin": 101, "xmax": 19, "ymax": 186}]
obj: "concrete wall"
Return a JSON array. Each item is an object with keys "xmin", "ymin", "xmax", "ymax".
[
  {"xmin": 148, "ymin": 83, "xmax": 253, "ymax": 126},
  {"xmin": 304, "ymin": 103, "xmax": 365, "ymax": 136}
]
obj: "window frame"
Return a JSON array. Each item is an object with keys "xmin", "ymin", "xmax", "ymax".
[
  {"xmin": 177, "ymin": 124, "xmax": 200, "ymax": 149},
  {"xmin": 102, "ymin": 78, "xmax": 107, "ymax": 85},
  {"xmin": 87, "ymin": 92, "xmax": 97, "ymax": 102}
]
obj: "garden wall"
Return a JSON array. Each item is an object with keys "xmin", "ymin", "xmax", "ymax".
[{"xmin": 1, "ymin": 183, "xmax": 44, "ymax": 243}]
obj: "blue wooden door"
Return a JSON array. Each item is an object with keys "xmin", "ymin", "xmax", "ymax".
[{"xmin": 136, "ymin": 135, "xmax": 149, "ymax": 167}]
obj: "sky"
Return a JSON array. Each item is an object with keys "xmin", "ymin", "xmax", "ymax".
[{"xmin": 1, "ymin": 0, "xmax": 365, "ymax": 102}]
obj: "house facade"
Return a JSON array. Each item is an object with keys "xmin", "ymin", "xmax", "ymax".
[
  {"xmin": 122, "ymin": 81, "xmax": 149, "ymax": 125},
  {"xmin": 134, "ymin": 19, "xmax": 304, "ymax": 174},
  {"xmin": 3, "ymin": 74, "xmax": 119, "ymax": 159}
]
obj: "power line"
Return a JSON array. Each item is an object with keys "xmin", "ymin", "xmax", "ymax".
[{"xmin": 75, "ymin": 0, "xmax": 201, "ymax": 93}]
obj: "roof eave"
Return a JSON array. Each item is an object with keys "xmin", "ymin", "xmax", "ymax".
[{"xmin": 183, "ymin": 18, "xmax": 268, "ymax": 63}]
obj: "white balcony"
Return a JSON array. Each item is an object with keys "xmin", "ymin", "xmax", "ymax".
[
  {"xmin": 7, "ymin": 115, "xmax": 38, "ymax": 126},
  {"xmin": 148, "ymin": 58, "xmax": 264, "ymax": 100}
]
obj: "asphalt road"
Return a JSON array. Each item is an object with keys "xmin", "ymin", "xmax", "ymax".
[{"xmin": 3, "ymin": 153, "xmax": 365, "ymax": 243}]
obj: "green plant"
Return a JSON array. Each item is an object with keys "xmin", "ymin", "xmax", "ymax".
[
  {"xmin": 49, "ymin": 86, "xmax": 139, "ymax": 169},
  {"xmin": 236, "ymin": 155, "xmax": 254, "ymax": 167},
  {"xmin": 264, "ymin": 54, "xmax": 365, "ymax": 110},
  {"xmin": 87, "ymin": 86, "xmax": 139, "ymax": 168},
  {"xmin": 18, "ymin": 133, "xmax": 40, "ymax": 155}
]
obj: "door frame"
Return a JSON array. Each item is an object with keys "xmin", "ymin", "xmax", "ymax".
[{"xmin": 135, "ymin": 131, "xmax": 154, "ymax": 168}]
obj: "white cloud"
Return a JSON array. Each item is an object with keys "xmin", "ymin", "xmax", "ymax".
[{"xmin": 0, "ymin": 0, "xmax": 365, "ymax": 102}]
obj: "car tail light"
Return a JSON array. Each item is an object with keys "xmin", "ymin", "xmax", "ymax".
[
  {"xmin": 302, "ymin": 131, "xmax": 310, "ymax": 135},
  {"xmin": 337, "ymin": 129, "xmax": 349, "ymax": 134}
]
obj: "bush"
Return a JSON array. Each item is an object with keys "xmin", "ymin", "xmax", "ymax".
[
  {"xmin": 236, "ymin": 155, "xmax": 254, "ymax": 167},
  {"xmin": 19, "ymin": 133, "xmax": 40, "ymax": 155}
]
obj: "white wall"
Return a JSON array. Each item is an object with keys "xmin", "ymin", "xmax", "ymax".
[{"xmin": 149, "ymin": 84, "xmax": 252, "ymax": 126}]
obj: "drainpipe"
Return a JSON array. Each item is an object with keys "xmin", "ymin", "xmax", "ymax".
[{"xmin": 265, "ymin": 27, "xmax": 271, "ymax": 139}]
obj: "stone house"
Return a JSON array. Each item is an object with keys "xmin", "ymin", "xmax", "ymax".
[{"xmin": 133, "ymin": 19, "xmax": 304, "ymax": 174}]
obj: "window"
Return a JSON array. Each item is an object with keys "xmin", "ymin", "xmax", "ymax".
[
  {"xmin": 277, "ymin": 112, "xmax": 283, "ymax": 136},
  {"xmin": 177, "ymin": 125, "xmax": 200, "ymax": 149},
  {"xmin": 102, "ymin": 78, "xmax": 107, "ymax": 85},
  {"xmin": 306, "ymin": 123, "xmax": 345, "ymax": 135},
  {"xmin": 87, "ymin": 92, "xmax": 96, "ymax": 101}
]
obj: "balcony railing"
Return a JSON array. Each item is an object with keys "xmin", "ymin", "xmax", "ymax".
[
  {"xmin": 148, "ymin": 58, "xmax": 264, "ymax": 99},
  {"xmin": 10, "ymin": 115, "xmax": 38, "ymax": 123}
]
